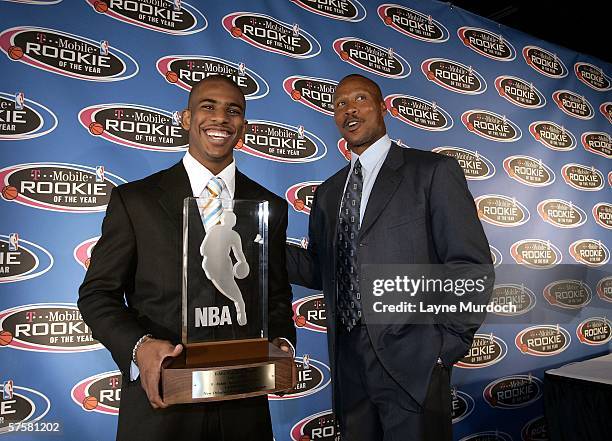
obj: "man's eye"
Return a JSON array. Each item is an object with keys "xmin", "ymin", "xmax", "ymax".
[{"xmin": 356, "ymin": 95, "xmax": 365, "ymax": 101}]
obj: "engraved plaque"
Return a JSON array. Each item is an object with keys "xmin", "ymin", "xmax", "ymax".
[{"xmin": 192, "ymin": 364, "xmax": 275, "ymax": 399}]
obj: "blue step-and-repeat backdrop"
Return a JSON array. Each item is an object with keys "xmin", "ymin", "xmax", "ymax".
[{"xmin": 0, "ymin": 1, "xmax": 610, "ymax": 440}]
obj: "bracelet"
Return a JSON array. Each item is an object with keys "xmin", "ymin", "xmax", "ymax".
[{"xmin": 132, "ymin": 334, "xmax": 152, "ymax": 366}]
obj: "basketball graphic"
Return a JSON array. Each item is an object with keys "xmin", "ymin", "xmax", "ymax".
[
  {"xmin": 89, "ymin": 122, "xmax": 104, "ymax": 136},
  {"xmin": 8, "ymin": 46, "xmax": 24, "ymax": 60},
  {"xmin": 0, "ymin": 330, "xmax": 13, "ymax": 346},
  {"xmin": 293, "ymin": 199, "xmax": 305, "ymax": 211},
  {"xmin": 231, "ymin": 27, "xmax": 242, "ymax": 38},
  {"xmin": 82, "ymin": 395, "xmax": 98, "ymax": 410},
  {"xmin": 94, "ymin": 1, "xmax": 108, "ymax": 13},
  {"xmin": 390, "ymin": 107, "xmax": 399, "ymax": 117},
  {"xmin": 384, "ymin": 16, "xmax": 393, "ymax": 25},
  {"xmin": 340, "ymin": 51, "xmax": 349, "ymax": 61},
  {"xmin": 291, "ymin": 90, "xmax": 302, "ymax": 100},
  {"xmin": 295, "ymin": 315, "xmax": 306, "ymax": 327},
  {"xmin": 165, "ymin": 70, "xmax": 178, "ymax": 83},
  {"xmin": 1, "ymin": 186, "xmax": 18, "ymax": 201}
]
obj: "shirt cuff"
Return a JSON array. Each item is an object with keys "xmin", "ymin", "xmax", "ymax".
[{"xmin": 130, "ymin": 361, "xmax": 140, "ymax": 381}]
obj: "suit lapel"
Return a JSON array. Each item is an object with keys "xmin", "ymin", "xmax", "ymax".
[
  {"xmin": 322, "ymin": 166, "xmax": 349, "ymax": 312},
  {"xmin": 326, "ymin": 166, "xmax": 350, "ymax": 254},
  {"xmin": 359, "ymin": 143, "xmax": 405, "ymax": 238},
  {"xmin": 158, "ymin": 161, "xmax": 192, "ymax": 230},
  {"xmin": 234, "ymin": 170, "xmax": 256, "ymax": 200}
]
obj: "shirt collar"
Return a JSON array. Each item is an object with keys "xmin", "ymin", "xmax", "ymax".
[
  {"xmin": 182, "ymin": 151, "xmax": 236, "ymax": 198},
  {"xmin": 350, "ymin": 134, "xmax": 392, "ymax": 174}
]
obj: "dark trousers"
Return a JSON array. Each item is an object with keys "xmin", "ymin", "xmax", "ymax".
[
  {"xmin": 117, "ymin": 378, "xmax": 273, "ymax": 441},
  {"xmin": 336, "ymin": 325, "xmax": 452, "ymax": 441}
]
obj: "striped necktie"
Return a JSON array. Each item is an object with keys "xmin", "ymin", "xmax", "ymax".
[{"xmin": 201, "ymin": 177, "xmax": 224, "ymax": 231}]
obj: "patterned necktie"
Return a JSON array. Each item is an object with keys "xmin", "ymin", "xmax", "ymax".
[
  {"xmin": 337, "ymin": 159, "xmax": 363, "ymax": 331},
  {"xmin": 201, "ymin": 177, "xmax": 224, "ymax": 231}
]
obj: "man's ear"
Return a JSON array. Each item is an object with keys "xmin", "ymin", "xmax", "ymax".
[
  {"xmin": 380, "ymin": 101, "xmax": 387, "ymax": 115},
  {"xmin": 240, "ymin": 119, "xmax": 248, "ymax": 138},
  {"xmin": 181, "ymin": 109, "xmax": 191, "ymax": 130}
]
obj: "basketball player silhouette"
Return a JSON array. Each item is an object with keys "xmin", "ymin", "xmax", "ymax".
[{"xmin": 200, "ymin": 211, "xmax": 250, "ymax": 326}]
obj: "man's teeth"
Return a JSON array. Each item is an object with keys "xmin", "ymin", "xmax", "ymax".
[
  {"xmin": 206, "ymin": 130, "xmax": 229, "ymax": 139},
  {"xmin": 347, "ymin": 121, "xmax": 359, "ymax": 127}
]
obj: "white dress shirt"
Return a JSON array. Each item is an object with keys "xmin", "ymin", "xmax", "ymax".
[
  {"xmin": 343, "ymin": 134, "xmax": 392, "ymax": 224},
  {"xmin": 183, "ymin": 150, "xmax": 235, "ymax": 200}
]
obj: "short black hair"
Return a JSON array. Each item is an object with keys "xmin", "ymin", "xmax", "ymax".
[
  {"xmin": 336, "ymin": 74, "xmax": 384, "ymax": 102},
  {"xmin": 187, "ymin": 75, "xmax": 246, "ymax": 109}
]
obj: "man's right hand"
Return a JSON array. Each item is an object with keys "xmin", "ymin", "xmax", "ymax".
[{"xmin": 135, "ymin": 338, "xmax": 183, "ymax": 409}]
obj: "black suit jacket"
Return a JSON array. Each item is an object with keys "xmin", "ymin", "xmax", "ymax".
[
  {"xmin": 78, "ymin": 161, "xmax": 295, "ymax": 441},
  {"xmin": 288, "ymin": 143, "xmax": 493, "ymax": 408}
]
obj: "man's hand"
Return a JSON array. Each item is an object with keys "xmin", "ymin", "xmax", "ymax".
[
  {"xmin": 135, "ymin": 338, "xmax": 183, "ymax": 409},
  {"xmin": 271, "ymin": 337, "xmax": 295, "ymax": 357},
  {"xmin": 271, "ymin": 338, "xmax": 296, "ymax": 397}
]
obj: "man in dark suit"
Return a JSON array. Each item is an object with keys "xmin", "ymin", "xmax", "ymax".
[
  {"xmin": 287, "ymin": 74, "xmax": 493, "ymax": 441},
  {"xmin": 79, "ymin": 76, "xmax": 295, "ymax": 441}
]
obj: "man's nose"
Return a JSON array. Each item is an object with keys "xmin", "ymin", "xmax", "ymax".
[
  {"xmin": 210, "ymin": 108, "xmax": 228, "ymax": 123},
  {"xmin": 345, "ymin": 103, "xmax": 358, "ymax": 115}
]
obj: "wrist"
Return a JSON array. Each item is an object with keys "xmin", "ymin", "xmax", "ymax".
[{"xmin": 132, "ymin": 334, "xmax": 152, "ymax": 366}]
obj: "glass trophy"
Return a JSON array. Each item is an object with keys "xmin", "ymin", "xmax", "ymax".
[{"xmin": 161, "ymin": 198, "xmax": 296, "ymax": 404}]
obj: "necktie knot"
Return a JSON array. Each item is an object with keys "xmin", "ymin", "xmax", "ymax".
[
  {"xmin": 201, "ymin": 177, "xmax": 224, "ymax": 231},
  {"xmin": 206, "ymin": 177, "xmax": 223, "ymax": 198}
]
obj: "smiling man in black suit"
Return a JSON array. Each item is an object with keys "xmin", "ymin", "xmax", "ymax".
[
  {"xmin": 287, "ymin": 74, "xmax": 493, "ymax": 441},
  {"xmin": 79, "ymin": 76, "xmax": 295, "ymax": 441}
]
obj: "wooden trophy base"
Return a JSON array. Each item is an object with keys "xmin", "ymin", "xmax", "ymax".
[{"xmin": 161, "ymin": 338, "xmax": 296, "ymax": 405}]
